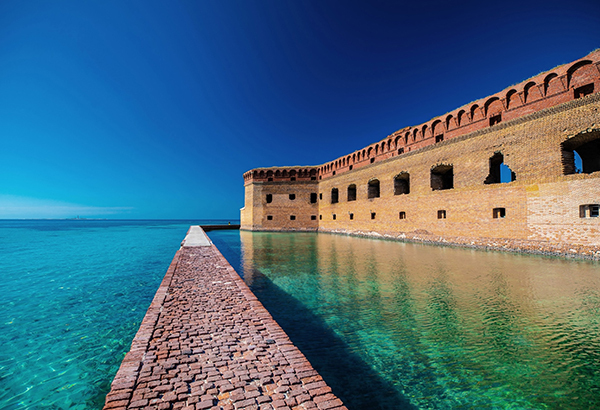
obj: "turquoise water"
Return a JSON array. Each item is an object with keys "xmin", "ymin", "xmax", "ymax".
[
  {"xmin": 208, "ymin": 230, "xmax": 600, "ymax": 410},
  {"xmin": 0, "ymin": 220, "xmax": 232, "ymax": 410}
]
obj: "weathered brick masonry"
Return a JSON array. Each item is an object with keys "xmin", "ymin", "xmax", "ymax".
[
  {"xmin": 241, "ymin": 50, "xmax": 600, "ymax": 259},
  {"xmin": 104, "ymin": 227, "xmax": 346, "ymax": 410}
]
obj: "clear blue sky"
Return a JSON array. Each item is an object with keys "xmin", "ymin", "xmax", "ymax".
[{"xmin": 1, "ymin": 0, "xmax": 599, "ymax": 219}]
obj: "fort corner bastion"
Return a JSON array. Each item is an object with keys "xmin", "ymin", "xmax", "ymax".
[{"xmin": 241, "ymin": 50, "xmax": 600, "ymax": 258}]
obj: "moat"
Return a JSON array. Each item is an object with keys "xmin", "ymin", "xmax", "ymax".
[{"xmin": 208, "ymin": 230, "xmax": 600, "ymax": 410}]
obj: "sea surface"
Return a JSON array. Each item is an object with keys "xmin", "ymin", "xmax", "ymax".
[
  {"xmin": 2, "ymin": 221, "xmax": 600, "ymax": 409},
  {"xmin": 208, "ymin": 230, "xmax": 600, "ymax": 410},
  {"xmin": 0, "ymin": 219, "xmax": 232, "ymax": 410}
]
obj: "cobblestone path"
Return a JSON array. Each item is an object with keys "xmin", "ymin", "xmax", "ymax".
[{"xmin": 103, "ymin": 230, "xmax": 346, "ymax": 410}]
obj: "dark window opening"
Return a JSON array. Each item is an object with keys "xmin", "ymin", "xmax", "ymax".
[
  {"xmin": 289, "ymin": 194, "xmax": 296, "ymax": 200},
  {"xmin": 489, "ymin": 114, "xmax": 502, "ymax": 126},
  {"xmin": 266, "ymin": 194, "xmax": 273, "ymax": 203},
  {"xmin": 493, "ymin": 207, "xmax": 506, "ymax": 218},
  {"xmin": 435, "ymin": 134, "xmax": 444, "ymax": 143},
  {"xmin": 399, "ymin": 211, "xmax": 406, "ymax": 220},
  {"xmin": 431, "ymin": 165, "xmax": 454, "ymax": 190},
  {"xmin": 310, "ymin": 193, "xmax": 318, "ymax": 203},
  {"xmin": 331, "ymin": 188, "xmax": 339, "ymax": 204},
  {"xmin": 267, "ymin": 215, "xmax": 273, "ymax": 220},
  {"xmin": 371, "ymin": 212, "xmax": 376, "ymax": 220},
  {"xmin": 349, "ymin": 165, "xmax": 353, "ymax": 170},
  {"xmin": 574, "ymin": 83, "xmax": 594, "ymax": 99},
  {"xmin": 562, "ymin": 132, "xmax": 600, "ymax": 174},
  {"xmin": 398, "ymin": 148, "xmax": 404, "ymax": 154},
  {"xmin": 580, "ymin": 204, "xmax": 600, "ymax": 218},
  {"xmin": 319, "ymin": 193, "xmax": 323, "ymax": 200},
  {"xmin": 311, "ymin": 215, "xmax": 317, "ymax": 220},
  {"xmin": 485, "ymin": 152, "xmax": 516, "ymax": 184},
  {"xmin": 290, "ymin": 177, "xmax": 295, "ymax": 181},
  {"xmin": 437, "ymin": 210, "xmax": 446, "ymax": 219},
  {"xmin": 394, "ymin": 173, "xmax": 410, "ymax": 195},
  {"xmin": 319, "ymin": 176, "xmax": 322, "ymax": 180},
  {"xmin": 311, "ymin": 176, "xmax": 317, "ymax": 180},
  {"xmin": 347, "ymin": 184, "xmax": 357, "ymax": 201},
  {"xmin": 349, "ymin": 213, "xmax": 354, "ymax": 220},
  {"xmin": 290, "ymin": 215, "xmax": 296, "ymax": 220},
  {"xmin": 333, "ymin": 214, "xmax": 336, "ymax": 220},
  {"xmin": 368, "ymin": 179, "xmax": 380, "ymax": 199},
  {"xmin": 268, "ymin": 177, "xmax": 273, "ymax": 182},
  {"xmin": 333, "ymin": 171, "xmax": 336, "ymax": 175},
  {"xmin": 319, "ymin": 215, "xmax": 322, "ymax": 220},
  {"xmin": 370, "ymin": 158, "xmax": 375, "ymax": 164}
]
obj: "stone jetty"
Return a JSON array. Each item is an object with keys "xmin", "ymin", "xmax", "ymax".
[{"xmin": 103, "ymin": 226, "xmax": 346, "ymax": 410}]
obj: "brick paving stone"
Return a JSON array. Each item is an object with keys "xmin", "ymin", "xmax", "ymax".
[{"xmin": 102, "ymin": 228, "xmax": 346, "ymax": 410}]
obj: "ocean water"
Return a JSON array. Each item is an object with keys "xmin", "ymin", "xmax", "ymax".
[
  {"xmin": 208, "ymin": 230, "xmax": 600, "ymax": 410},
  {"xmin": 0, "ymin": 219, "xmax": 232, "ymax": 410}
]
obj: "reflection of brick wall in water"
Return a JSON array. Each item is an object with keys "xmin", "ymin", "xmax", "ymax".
[{"xmin": 241, "ymin": 50, "xmax": 600, "ymax": 252}]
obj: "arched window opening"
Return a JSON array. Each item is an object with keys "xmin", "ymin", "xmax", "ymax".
[
  {"xmin": 561, "ymin": 131, "xmax": 600, "ymax": 174},
  {"xmin": 331, "ymin": 188, "xmax": 339, "ymax": 204},
  {"xmin": 394, "ymin": 173, "xmax": 410, "ymax": 195},
  {"xmin": 368, "ymin": 179, "xmax": 380, "ymax": 199},
  {"xmin": 431, "ymin": 164, "xmax": 454, "ymax": 190},
  {"xmin": 347, "ymin": 184, "xmax": 357, "ymax": 202}
]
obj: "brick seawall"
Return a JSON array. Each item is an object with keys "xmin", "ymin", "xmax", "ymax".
[{"xmin": 103, "ymin": 226, "xmax": 346, "ymax": 410}]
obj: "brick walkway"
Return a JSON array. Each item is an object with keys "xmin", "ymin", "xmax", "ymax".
[{"xmin": 103, "ymin": 227, "xmax": 346, "ymax": 410}]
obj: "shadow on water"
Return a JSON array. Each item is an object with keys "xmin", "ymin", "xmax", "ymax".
[{"xmin": 246, "ymin": 266, "xmax": 416, "ymax": 410}]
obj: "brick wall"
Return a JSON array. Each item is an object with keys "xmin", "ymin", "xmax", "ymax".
[{"xmin": 241, "ymin": 50, "xmax": 600, "ymax": 253}]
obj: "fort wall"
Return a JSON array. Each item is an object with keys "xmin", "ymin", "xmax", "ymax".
[{"xmin": 241, "ymin": 50, "xmax": 600, "ymax": 258}]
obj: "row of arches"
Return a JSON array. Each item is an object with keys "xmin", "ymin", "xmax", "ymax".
[
  {"xmin": 318, "ymin": 58, "xmax": 598, "ymax": 178},
  {"xmin": 246, "ymin": 167, "xmax": 318, "ymax": 181}
]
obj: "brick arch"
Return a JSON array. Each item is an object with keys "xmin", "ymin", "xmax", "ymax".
[
  {"xmin": 567, "ymin": 60, "xmax": 594, "ymax": 88},
  {"xmin": 387, "ymin": 139, "xmax": 392, "ymax": 151},
  {"xmin": 470, "ymin": 104, "xmax": 483, "ymax": 121},
  {"xmin": 375, "ymin": 145, "xmax": 379, "ymax": 155},
  {"xmin": 405, "ymin": 131, "xmax": 410, "ymax": 144},
  {"xmin": 394, "ymin": 135, "xmax": 401, "ymax": 148},
  {"xmin": 484, "ymin": 97, "xmax": 503, "ymax": 117},
  {"xmin": 381, "ymin": 142, "xmax": 386, "ymax": 153},
  {"xmin": 413, "ymin": 128, "xmax": 419, "ymax": 141},
  {"xmin": 367, "ymin": 147, "xmax": 373, "ymax": 157},
  {"xmin": 523, "ymin": 81, "xmax": 540, "ymax": 103},
  {"xmin": 543, "ymin": 72, "xmax": 561, "ymax": 96},
  {"xmin": 506, "ymin": 89, "xmax": 520, "ymax": 109},
  {"xmin": 352, "ymin": 153, "xmax": 356, "ymax": 163},
  {"xmin": 445, "ymin": 114, "xmax": 454, "ymax": 130},
  {"xmin": 431, "ymin": 119, "xmax": 442, "ymax": 135},
  {"xmin": 266, "ymin": 170, "xmax": 274, "ymax": 178},
  {"xmin": 421, "ymin": 124, "xmax": 428, "ymax": 139},
  {"xmin": 362, "ymin": 149, "xmax": 366, "ymax": 159},
  {"xmin": 289, "ymin": 169, "xmax": 296, "ymax": 177},
  {"xmin": 457, "ymin": 110, "xmax": 466, "ymax": 126}
]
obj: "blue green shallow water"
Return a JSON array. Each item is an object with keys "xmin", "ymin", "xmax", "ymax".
[
  {"xmin": 3, "ymin": 222, "xmax": 600, "ymax": 409},
  {"xmin": 0, "ymin": 220, "xmax": 231, "ymax": 409},
  {"xmin": 208, "ymin": 230, "xmax": 600, "ymax": 410}
]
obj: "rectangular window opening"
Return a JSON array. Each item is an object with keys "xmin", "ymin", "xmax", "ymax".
[
  {"xmin": 580, "ymin": 204, "xmax": 600, "ymax": 218},
  {"xmin": 319, "ymin": 193, "xmax": 323, "ymax": 200},
  {"xmin": 333, "ymin": 171, "xmax": 336, "ymax": 176},
  {"xmin": 437, "ymin": 210, "xmax": 446, "ymax": 219},
  {"xmin": 266, "ymin": 194, "xmax": 272, "ymax": 203},
  {"xmin": 267, "ymin": 215, "xmax": 273, "ymax": 220},
  {"xmin": 290, "ymin": 215, "xmax": 296, "ymax": 220},
  {"xmin": 399, "ymin": 211, "xmax": 406, "ymax": 220},
  {"xmin": 290, "ymin": 177, "xmax": 296, "ymax": 181},
  {"xmin": 310, "ymin": 193, "xmax": 317, "ymax": 203},
  {"xmin": 289, "ymin": 194, "xmax": 296, "ymax": 200},
  {"xmin": 349, "ymin": 165, "xmax": 353, "ymax": 170},
  {"xmin": 574, "ymin": 83, "xmax": 594, "ymax": 99},
  {"xmin": 311, "ymin": 215, "xmax": 317, "ymax": 220},
  {"xmin": 349, "ymin": 213, "xmax": 354, "ymax": 220},
  {"xmin": 371, "ymin": 212, "xmax": 376, "ymax": 220},
  {"xmin": 435, "ymin": 134, "xmax": 444, "ymax": 143},
  {"xmin": 333, "ymin": 214, "xmax": 336, "ymax": 220},
  {"xmin": 489, "ymin": 114, "xmax": 502, "ymax": 126},
  {"xmin": 493, "ymin": 207, "xmax": 506, "ymax": 218},
  {"xmin": 267, "ymin": 177, "xmax": 273, "ymax": 182},
  {"xmin": 370, "ymin": 158, "xmax": 375, "ymax": 164},
  {"xmin": 319, "ymin": 215, "xmax": 322, "ymax": 220},
  {"xmin": 398, "ymin": 148, "xmax": 404, "ymax": 154},
  {"xmin": 311, "ymin": 176, "xmax": 317, "ymax": 180}
]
